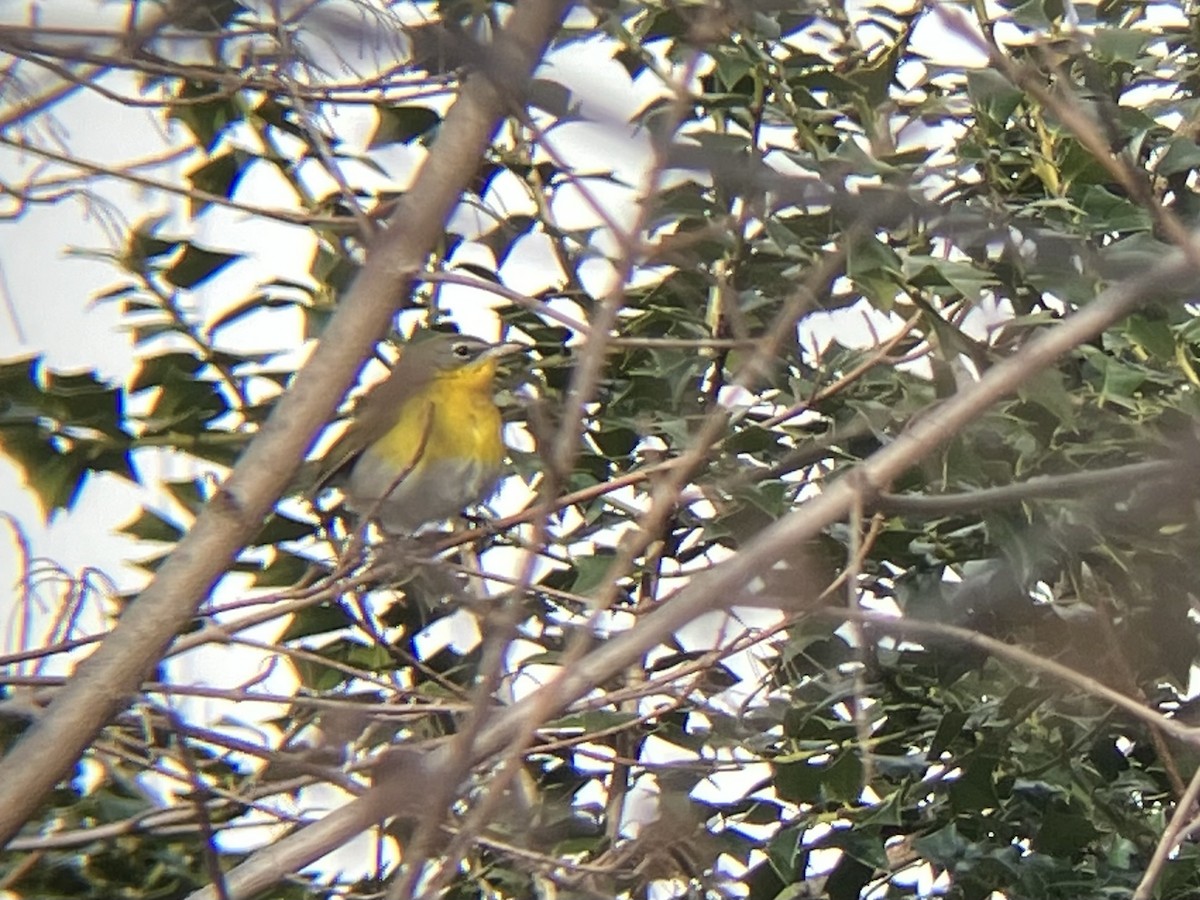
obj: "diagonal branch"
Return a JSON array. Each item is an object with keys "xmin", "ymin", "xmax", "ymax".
[{"xmin": 877, "ymin": 459, "xmax": 1183, "ymax": 516}]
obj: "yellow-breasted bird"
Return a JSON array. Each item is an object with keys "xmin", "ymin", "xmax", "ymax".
[{"xmin": 317, "ymin": 331, "xmax": 522, "ymax": 533}]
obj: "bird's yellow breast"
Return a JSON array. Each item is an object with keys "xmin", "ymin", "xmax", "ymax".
[
  {"xmin": 339, "ymin": 341, "xmax": 513, "ymax": 532},
  {"xmin": 371, "ymin": 358, "xmax": 504, "ymax": 471}
]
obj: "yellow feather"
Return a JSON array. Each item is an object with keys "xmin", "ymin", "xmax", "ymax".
[
  {"xmin": 371, "ymin": 357, "xmax": 504, "ymax": 471},
  {"xmin": 325, "ymin": 333, "xmax": 518, "ymax": 533}
]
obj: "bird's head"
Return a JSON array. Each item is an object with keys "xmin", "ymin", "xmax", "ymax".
[{"xmin": 402, "ymin": 331, "xmax": 524, "ymax": 388}]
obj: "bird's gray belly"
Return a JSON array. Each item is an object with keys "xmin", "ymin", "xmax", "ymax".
[{"xmin": 346, "ymin": 452, "xmax": 500, "ymax": 533}]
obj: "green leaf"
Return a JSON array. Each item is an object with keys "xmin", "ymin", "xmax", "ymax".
[
  {"xmin": 168, "ymin": 81, "xmax": 243, "ymax": 151},
  {"xmin": 29, "ymin": 454, "xmax": 87, "ymax": 515},
  {"xmin": 1076, "ymin": 185, "xmax": 1151, "ymax": 233},
  {"xmin": 253, "ymin": 551, "xmax": 312, "ymax": 588},
  {"xmin": 612, "ymin": 46, "xmax": 644, "ymax": 78},
  {"xmin": 1091, "ymin": 26, "xmax": 1152, "ymax": 63},
  {"xmin": 570, "ymin": 550, "xmax": 617, "ymax": 595},
  {"xmin": 292, "ymin": 656, "xmax": 347, "ymax": 692},
  {"xmin": 131, "ymin": 352, "xmax": 204, "ymax": 393},
  {"xmin": 165, "ymin": 243, "xmax": 242, "ymax": 289},
  {"xmin": 120, "ymin": 507, "xmax": 185, "ymax": 543},
  {"xmin": 1155, "ymin": 137, "xmax": 1200, "ymax": 176},
  {"xmin": 1124, "ymin": 313, "xmax": 1175, "ymax": 361},
  {"xmin": 186, "ymin": 151, "xmax": 247, "ymax": 211},
  {"xmin": 914, "ymin": 822, "xmax": 965, "ymax": 866},
  {"xmin": 764, "ymin": 826, "xmax": 801, "ymax": 882},
  {"xmin": 1016, "ymin": 367, "xmax": 1076, "ymax": 425},
  {"xmin": 774, "ymin": 759, "xmax": 822, "ymax": 804},
  {"xmin": 1086, "ymin": 351, "xmax": 1147, "ymax": 409},
  {"xmin": 527, "ymin": 78, "xmax": 576, "ymax": 118},
  {"xmin": 928, "ymin": 709, "xmax": 968, "ymax": 759},
  {"xmin": 370, "ymin": 105, "xmax": 442, "ymax": 148},
  {"xmin": 847, "ymin": 234, "xmax": 903, "ymax": 307},
  {"xmin": 822, "ymin": 750, "xmax": 864, "ymax": 804},
  {"xmin": 950, "ymin": 749, "xmax": 1001, "ymax": 811},
  {"xmin": 904, "ymin": 255, "xmax": 998, "ymax": 302},
  {"xmin": 281, "ymin": 604, "xmax": 354, "ymax": 641},
  {"xmin": 124, "ymin": 218, "xmax": 180, "ymax": 268},
  {"xmin": 163, "ymin": 477, "xmax": 206, "ymax": 512},
  {"xmin": 824, "ymin": 853, "xmax": 872, "ymax": 900},
  {"xmin": 966, "ymin": 68, "xmax": 1023, "ymax": 124},
  {"xmin": 1031, "ymin": 803, "xmax": 1100, "ymax": 855},
  {"xmin": 252, "ymin": 513, "xmax": 315, "ymax": 546}
]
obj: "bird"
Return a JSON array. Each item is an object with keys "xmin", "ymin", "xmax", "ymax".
[{"xmin": 316, "ymin": 330, "xmax": 522, "ymax": 534}]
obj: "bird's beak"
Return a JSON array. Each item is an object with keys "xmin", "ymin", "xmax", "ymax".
[{"xmin": 485, "ymin": 341, "xmax": 527, "ymax": 361}]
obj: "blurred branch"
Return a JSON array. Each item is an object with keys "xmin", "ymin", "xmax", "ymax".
[
  {"xmin": 877, "ymin": 459, "xmax": 1182, "ymax": 515},
  {"xmin": 1135, "ymin": 765, "xmax": 1200, "ymax": 900},
  {"xmin": 824, "ymin": 606, "xmax": 1200, "ymax": 746},
  {"xmin": 0, "ymin": 133, "xmax": 346, "ymax": 228}
]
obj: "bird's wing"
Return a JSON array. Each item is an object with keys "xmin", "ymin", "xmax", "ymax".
[{"xmin": 309, "ymin": 357, "xmax": 427, "ymax": 496}]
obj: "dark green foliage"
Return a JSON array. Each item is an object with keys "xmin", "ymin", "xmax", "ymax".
[
  {"xmin": 6, "ymin": 1, "xmax": 1200, "ymax": 898},
  {"xmin": 0, "ymin": 356, "xmax": 132, "ymax": 511}
]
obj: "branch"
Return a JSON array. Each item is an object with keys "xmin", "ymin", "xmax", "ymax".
[
  {"xmin": 822, "ymin": 607, "xmax": 1200, "ymax": 746},
  {"xmin": 876, "ymin": 459, "xmax": 1181, "ymax": 516},
  {"xmin": 0, "ymin": 0, "xmax": 573, "ymax": 847},
  {"xmin": 1135, "ymin": 765, "xmax": 1200, "ymax": 900},
  {"xmin": 0, "ymin": 133, "xmax": 346, "ymax": 229}
]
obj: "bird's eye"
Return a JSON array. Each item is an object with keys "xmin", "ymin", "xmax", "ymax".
[{"xmin": 452, "ymin": 342, "xmax": 473, "ymax": 359}]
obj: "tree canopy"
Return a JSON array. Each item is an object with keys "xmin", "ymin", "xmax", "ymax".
[{"xmin": 4, "ymin": 1, "xmax": 1200, "ymax": 899}]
